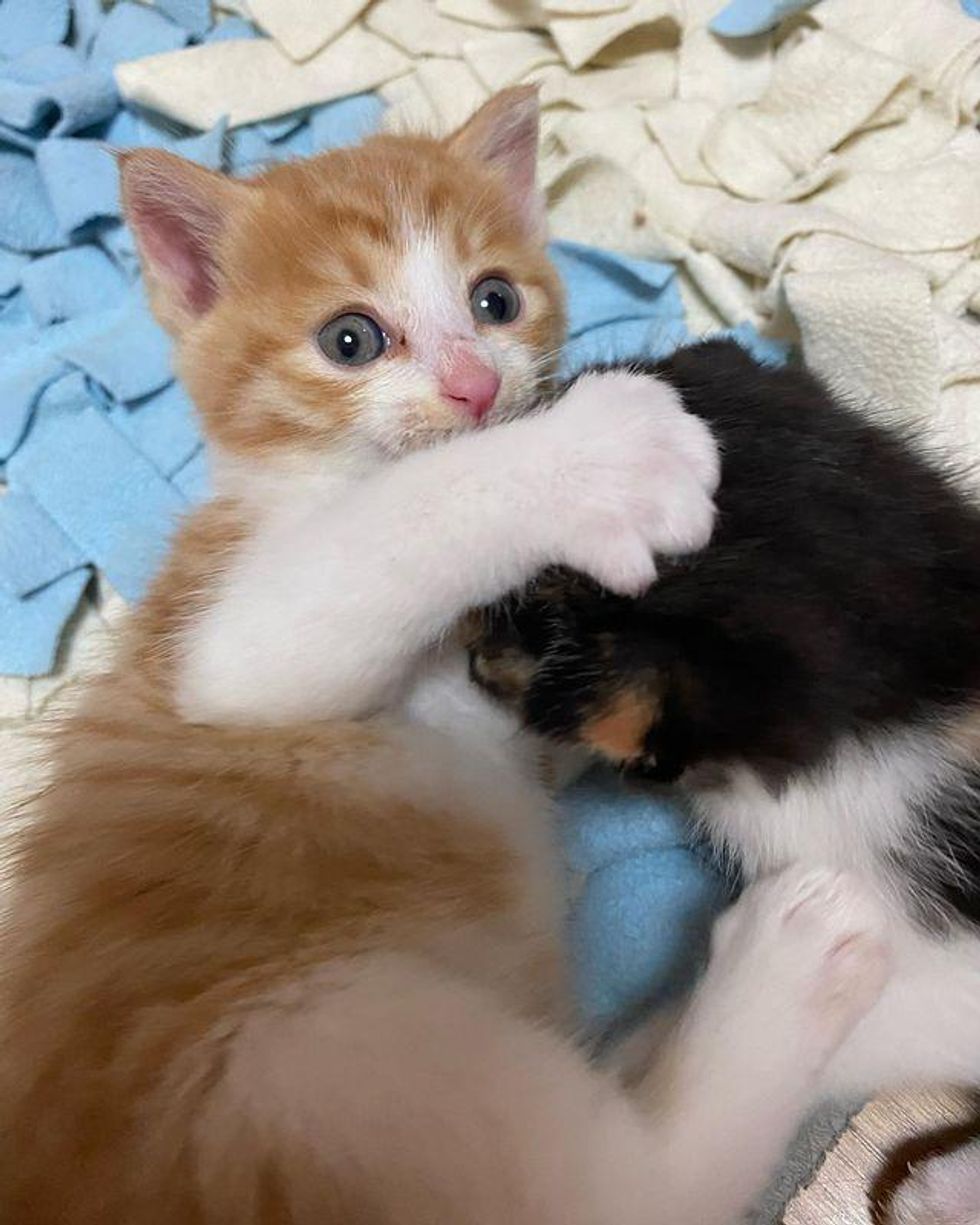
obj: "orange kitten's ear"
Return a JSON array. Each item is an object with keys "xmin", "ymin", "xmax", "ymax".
[
  {"xmin": 119, "ymin": 150, "xmax": 252, "ymax": 335},
  {"xmin": 447, "ymin": 86, "xmax": 544, "ymax": 237}
]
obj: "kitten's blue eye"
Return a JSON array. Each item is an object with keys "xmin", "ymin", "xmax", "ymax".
[
  {"xmin": 317, "ymin": 313, "xmax": 387, "ymax": 367},
  {"xmin": 470, "ymin": 277, "xmax": 521, "ymax": 326}
]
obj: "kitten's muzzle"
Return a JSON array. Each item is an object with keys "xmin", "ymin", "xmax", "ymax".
[{"xmin": 439, "ymin": 348, "xmax": 500, "ymax": 422}]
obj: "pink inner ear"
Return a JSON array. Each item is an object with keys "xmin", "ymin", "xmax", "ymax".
[
  {"xmin": 126, "ymin": 182, "xmax": 224, "ymax": 317},
  {"xmin": 482, "ymin": 117, "xmax": 536, "ymax": 187},
  {"xmin": 482, "ymin": 113, "xmax": 537, "ymax": 196},
  {"xmin": 499, "ymin": 124, "xmax": 545, "ymax": 236},
  {"xmin": 454, "ymin": 91, "xmax": 544, "ymax": 235}
]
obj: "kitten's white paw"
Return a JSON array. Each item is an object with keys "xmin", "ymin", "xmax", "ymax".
[
  {"xmin": 889, "ymin": 1144, "xmax": 980, "ymax": 1225},
  {"xmin": 705, "ymin": 866, "xmax": 892, "ymax": 1072},
  {"xmin": 545, "ymin": 371, "xmax": 719, "ymax": 595}
]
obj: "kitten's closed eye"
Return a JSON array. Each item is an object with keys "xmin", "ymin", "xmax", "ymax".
[
  {"xmin": 471, "ymin": 625, "xmax": 673, "ymax": 773},
  {"xmin": 469, "ymin": 589, "xmax": 679, "ymax": 776}
]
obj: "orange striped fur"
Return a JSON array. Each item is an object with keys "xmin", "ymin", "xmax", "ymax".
[{"xmin": 0, "ymin": 90, "xmax": 568, "ymax": 1225}]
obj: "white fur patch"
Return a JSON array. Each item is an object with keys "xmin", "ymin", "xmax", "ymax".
[
  {"xmin": 692, "ymin": 728, "xmax": 945, "ymax": 879},
  {"xmin": 692, "ymin": 730, "xmax": 980, "ymax": 1099},
  {"xmin": 177, "ymin": 370, "xmax": 721, "ymax": 726},
  {"xmin": 696, "ymin": 865, "xmax": 891, "ymax": 1083},
  {"xmin": 397, "ymin": 229, "xmax": 473, "ymax": 360}
]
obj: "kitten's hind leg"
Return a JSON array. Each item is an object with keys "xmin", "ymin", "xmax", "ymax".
[
  {"xmin": 889, "ymin": 1140, "xmax": 980, "ymax": 1225},
  {"xmin": 172, "ymin": 874, "xmax": 887, "ymax": 1225},
  {"xmin": 619, "ymin": 866, "xmax": 892, "ymax": 1221}
]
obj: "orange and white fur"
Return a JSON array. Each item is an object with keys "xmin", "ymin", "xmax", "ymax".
[{"xmin": 0, "ymin": 89, "xmax": 890, "ymax": 1225}]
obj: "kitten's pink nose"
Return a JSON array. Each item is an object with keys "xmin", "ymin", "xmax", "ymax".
[{"xmin": 440, "ymin": 351, "xmax": 501, "ymax": 422}]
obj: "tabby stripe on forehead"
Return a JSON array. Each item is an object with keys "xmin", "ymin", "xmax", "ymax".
[{"xmin": 339, "ymin": 244, "xmax": 373, "ymax": 287}]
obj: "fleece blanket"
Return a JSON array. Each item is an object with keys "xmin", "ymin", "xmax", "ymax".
[{"xmin": 3, "ymin": 0, "xmax": 980, "ymax": 1216}]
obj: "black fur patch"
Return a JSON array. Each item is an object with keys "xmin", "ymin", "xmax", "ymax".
[
  {"xmin": 471, "ymin": 340, "xmax": 980, "ymax": 925},
  {"xmin": 904, "ymin": 766, "xmax": 980, "ymax": 929}
]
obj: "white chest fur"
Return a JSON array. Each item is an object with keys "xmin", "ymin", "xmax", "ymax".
[{"xmin": 690, "ymin": 727, "xmax": 949, "ymax": 880}]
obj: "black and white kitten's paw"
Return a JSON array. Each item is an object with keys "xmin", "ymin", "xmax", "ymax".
[
  {"xmin": 703, "ymin": 866, "xmax": 892, "ymax": 1073},
  {"xmin": 889, "ymin": 1144, "xmax": 980, "ymax": 1225}
]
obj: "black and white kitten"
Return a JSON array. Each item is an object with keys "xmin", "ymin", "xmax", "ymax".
[{"xmin": 471, "ymin": 339, "xmax": 980, "ymax": 1220}]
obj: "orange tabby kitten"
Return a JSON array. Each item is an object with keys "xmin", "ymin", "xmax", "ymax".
[{"xmin": 0, "ymin": 89, "xmax": 890, "ymax": 1225}]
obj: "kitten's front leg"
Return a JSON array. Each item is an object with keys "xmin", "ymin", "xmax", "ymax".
[{"xmin": 176, "ymin": 372, "xmax": 718, "ymax": 726}]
